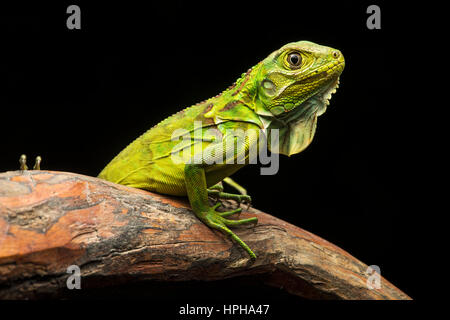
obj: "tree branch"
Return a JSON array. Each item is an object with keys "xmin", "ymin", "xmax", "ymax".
[{"xmin": 0, "ymin": 170, "xmax": 410, "ymax": 300}]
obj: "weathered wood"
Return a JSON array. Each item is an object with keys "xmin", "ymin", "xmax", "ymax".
[{"xmin": 0, "ymin": 170, "xmax": 410, "ymax": 300}]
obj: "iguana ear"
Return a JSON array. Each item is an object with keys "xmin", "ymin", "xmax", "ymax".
[{"xmin": 268, "ymin": 113, "xmax": 318, "ymax": 156}]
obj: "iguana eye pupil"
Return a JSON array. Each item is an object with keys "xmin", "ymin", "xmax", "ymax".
[{"xmin": 288, "ymin": 52, "xmax": 302, "ymax": 68}]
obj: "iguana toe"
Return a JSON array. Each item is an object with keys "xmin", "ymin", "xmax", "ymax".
[{"xmin": 201, "ymin": 205, "xmax": 257, "ymax": 259}]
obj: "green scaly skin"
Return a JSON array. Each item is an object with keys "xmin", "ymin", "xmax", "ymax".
[{"xmin": 98, "ymin": 41, "xmax": 345, "ymax": 259}]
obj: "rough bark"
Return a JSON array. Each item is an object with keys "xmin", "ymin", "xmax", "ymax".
[{"xmin": 0, "ymin": 170, "xmax": 410, "ymax": 300}]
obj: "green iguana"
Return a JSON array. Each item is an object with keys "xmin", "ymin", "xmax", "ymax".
[{"xmin": 98, "ymin": 41, "xmax": 345, "ymax": 259}]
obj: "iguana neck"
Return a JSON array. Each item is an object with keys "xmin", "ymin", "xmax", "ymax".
[
  {"xmin": 204, "ymin": 63, "xmax": 260, "ymax": 109},
  {"xmin": 203, "ymin": 62, "xmax": 274, "ymax": 130}
]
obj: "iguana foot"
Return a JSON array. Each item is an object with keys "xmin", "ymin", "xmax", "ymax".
[
  {"xmin": 19, "ymin": 154, "xmax": 41, "ymax": 171},
  {"xmin": 207, "ymin": 189, "xmax": 252, "ymax": 208},
  {"xmin": 201, "ymin": 202, "xmax": 258, "ymax": 259}
]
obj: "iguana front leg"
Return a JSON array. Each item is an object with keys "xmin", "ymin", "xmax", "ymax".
[
  {"xmin": 185, "ymin": 164, "xmax": 257, "ymax": 258},
  {"xmin": 184, "ymin": 124, "xmax": 261, "ymax": 258}
]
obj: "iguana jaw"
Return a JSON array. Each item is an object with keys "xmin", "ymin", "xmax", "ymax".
[
  {"xmin": 263, "ymin": 75, "xmax": 341, "ymax": 156},
  {"xmin": 258, "ymin": 75, "xmax": 341, "ymax": 127}
]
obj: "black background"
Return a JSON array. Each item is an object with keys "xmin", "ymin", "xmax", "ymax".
[{"xmin": 1, "ymin": 0, "xmax": 425, "ymax": 308}]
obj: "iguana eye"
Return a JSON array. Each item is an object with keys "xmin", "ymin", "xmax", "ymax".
[{"xmin": 287, "ymin": 52, "xmax": 302, "ymax": 69}]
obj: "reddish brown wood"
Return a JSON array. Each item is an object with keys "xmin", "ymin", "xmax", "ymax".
[{"xmin": 0, "ymin": 170, "xmax": 411, "ymax": 300}]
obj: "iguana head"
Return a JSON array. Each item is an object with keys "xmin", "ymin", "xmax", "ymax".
[{"xmin": 254, "ymin": 41, "xmax": 345, "ymax": 156}]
